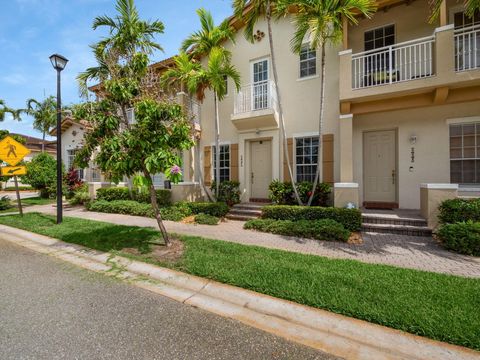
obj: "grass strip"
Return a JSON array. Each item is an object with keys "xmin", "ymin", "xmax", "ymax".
[{"xmin": 0, "ymin": 213, "xmax": 479, "ymax": 350}]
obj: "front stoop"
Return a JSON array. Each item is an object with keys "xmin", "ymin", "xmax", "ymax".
[
  {"xmin": 226, "ymin": 203, "xmax": 266, "ymax": 221},
  {"xmin": 362, "ymin": 212, "xmax": 432, "ymax": 237}
]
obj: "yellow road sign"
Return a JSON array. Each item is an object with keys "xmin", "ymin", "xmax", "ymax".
[
  {"xmin": 0, "ymin": 136, "xmax": 30, "ymax": 166},
  {"xmin": 1, "ymin": 166, "xmax": 27, "ymax": 176}
]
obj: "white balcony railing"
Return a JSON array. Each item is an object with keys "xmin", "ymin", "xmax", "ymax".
[
  {"xmin": 352, "ymin": 36, "xmax": 435, "ymax": 89},
  {"xmin": 455, "ymin": 24, "xmax": 480, "ymax": 71},
  {"xmin": 233, "ymin": 80, "xmax": 277, "ymax": 115}
]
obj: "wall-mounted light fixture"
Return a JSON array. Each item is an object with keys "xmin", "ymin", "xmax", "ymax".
[{"xmin": 409, "ymin": 135, "xmax": 417, "ymax": 145}]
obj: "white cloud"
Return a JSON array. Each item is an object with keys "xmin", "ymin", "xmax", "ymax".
[{"xmin": 2, "ymin": 73, "xmax": 27, "ymax": 85}]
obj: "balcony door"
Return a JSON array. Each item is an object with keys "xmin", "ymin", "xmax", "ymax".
[
  {"xmin": 363, "ymin": 24, "xmax": 395, "ymax": 86},
  {"xmin": 453, "ymin": 10, "xmax": 480, "ymax": 71},
  {"xmin": 251, "ymin": 59, "xmax": 269, "ymax": 110}
]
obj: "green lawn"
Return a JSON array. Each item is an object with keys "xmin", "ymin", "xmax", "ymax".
[
  {"xmin": 0, "ymin": 197, "xmax": 55, "ymax": 214},
  {"xmin": 0, "ymin": 212, "xmax": 479, "ymax": 351}
]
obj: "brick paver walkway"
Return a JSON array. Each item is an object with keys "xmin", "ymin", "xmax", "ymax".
[{"xmin": 21, "ymin": 205, "xmax": 480, "ymax": 278}]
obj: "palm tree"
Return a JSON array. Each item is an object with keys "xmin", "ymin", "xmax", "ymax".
[
  {"xmin": 178, "ymin": 8, "xmax": 238, "ymax": 197},
  {"xmin": 283, "ymin": 0, "xmax": 376, "ymax": 205},
  {"xmin": 26, "ymin": 96, "xmax": 57, "ymax": 152},
  {"xmin": 77, "ymin": 0, "xmax": 165, "ymax": 96},
  {"xmin": 429, "ymin": 0, "xmax": 479, "ymax": 21},
  {"xmin": 233, "ymin": 0, "xmax": 303, "ymax": 205},
  {"xmin": 162, "ymin": 49, "xmax": 241, "ymax": 198},
  {"xmin": 0, "ymin": 100, "xmax": 22, "ymax": 122}
]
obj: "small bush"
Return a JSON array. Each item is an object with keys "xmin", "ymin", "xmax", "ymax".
[
  {"xmin": 261, "ymin": 205, "xmax": 361, "ymax": 232},
  {"xmin": 195, "ymin": 213, "xmax": 220, "ymax": 225},
  {"xmin": 0, "ymin": 196, "xmax": 11, "ymax": 210},
  {"xmin": 96, "ymin": 187, "xmax": 171, "ymax": 206},
  {"xmin": 269, "ymin": 180, "xmax": 331, "ymax": 206},
  {"xmin": 244, "ymin": 218, "xmax": 350, "ymax": 242},
  {"xmin": 69, "ymin": 191, "xmax": 91, "ymax": 206},
  {"xmin": 187, "ymin": 202, "xmax": 229, "ymax": 217},
  {"xmin": 212, "ymin": 181, "xmax": 241, "ymax": 206},
  {"xmin": 437, "ymin": 221, "xmax": 480, "ymax": 256},
  {"xmin": 160, "ymin": 202, "xmax": 192, "ymax": 221},
  {"xmin": 438, "ymin": 198, "xmax": 480, "ymax": 224}
]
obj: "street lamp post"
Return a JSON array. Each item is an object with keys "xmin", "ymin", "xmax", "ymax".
[{"xmin": 49, "ymin": 54, "xmax": 68, "ymax": 224}]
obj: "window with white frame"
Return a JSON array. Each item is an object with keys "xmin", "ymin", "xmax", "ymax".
[
  {"xmin": 212, "ymin": 145, "xmax": 230, "ymax": 183},
  {"xmin": 67, "ymin": 149, "xmax": 84, "ymax": 180},
  {"xmin": 295, "ymin": 137, "xmax": 319, "ymax": 182},
  {"xmin": 299, "ymin": 44, "xmax": 316, "ymax": 78},
  {"xmin": 450, "ymin": 123, "xmax": 480, "ymax": 184}
]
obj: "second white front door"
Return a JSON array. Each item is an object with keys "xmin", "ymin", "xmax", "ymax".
[
  {"xmin": 363, "ymin": 130, "xmax": 397, "ymax": 203},
  {"xmin": 250, "ymin": 140, "xmax": 272, "ymax": 199}
]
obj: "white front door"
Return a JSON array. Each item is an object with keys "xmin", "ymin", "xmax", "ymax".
[
  {"xmin": 250, "ymin": 140, "xmax": 272, "ymax": 199},
  {"xmin": 364, "ymin": 130, "xmax": 397, "ymax": 203}
]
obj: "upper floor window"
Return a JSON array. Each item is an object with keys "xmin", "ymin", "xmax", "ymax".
[
  {"xmin": 454, "ymin": 10, "xmax": 480, "ymax": 29},
  {"xmin": 450, "ymin": 123, "xmax": 480, "ymax": 184},
  {"xmin": 67, "ymin": 149, "xmax": 84, "ymax": 180},
  {"xmin": 364, "ymin": 24, "xmax": 395, "ymax": 51},
  {"xmin": 213, "ymin": 144, "xmax": 230, "ymax": 183},
  {"xmin": 299, "ymin": 45, "xmax": 317, "ymax": 78},
  {"xmin": 295, "ymin": 137, "xmax": 318, "ymax": 183}
]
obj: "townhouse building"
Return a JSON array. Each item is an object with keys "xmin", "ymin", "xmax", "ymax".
[{"xmin": 197, "ymin": 0, "xmax": 480, "ymax": 210}]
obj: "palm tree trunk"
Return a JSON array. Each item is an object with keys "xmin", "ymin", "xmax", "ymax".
[
  {"xmin": 307, "ymin": 43, "xmax": 326, "ymax": 206},
  {"xmin": 42, "ymin": 131, "xmax": 46, "ymax": 153},
  {"xmin": 143, "ymin": 168, "xmax": 170, "ymax": 246},
  {"xmin": 265, "ymin": 1, "xmax": 302, "ymax": 205},
  {"xmin": 214, "ymin": 91, "xmax": 221, "ymax": 199}
]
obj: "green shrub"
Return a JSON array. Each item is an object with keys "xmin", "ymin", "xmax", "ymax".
[
  {"xmin": 187, "ymin": 202, "xmax": 229, "ymax": 217},
  {"xmin": 22, "ymin": 153, "xmax": 62, "ymax": 199},
  {"xmin": 261, "ymin": 205, "xmax": 361, "ymax": 232},
  {"xmin": 437, "ymin": 221, "xmax": 480, "ymax": 256},
  {"xmin": 2, "ymin": 186, "xmax": 34, "ymax": 191},
  {"xmin": 0, "ymin": 196, "xmax": 11, "ymax": 210},
  {"xmin": 68, "ymin": 191, "xmax": 91, "ymax": 206},
  {"xmin": 87, "ymin": 200, "xmax": 154, "ymax": 217},
  {"xmin": 86, "ymin": 199, "xmax": 191, "ymax": 221},
  {"xmin": 244, "ymin": 218, "xmax": 350, "ymax": 242},
  {"xmin": 438, "ymin": 198, "xmax": 480, "ymax": 224},
  {"xmin": 195, "ymin": 213, "xmax": 220, "ymax": 225},
  {"xmin": 212, "ymin": 181, "xmax": 241, "ymax": 206},
  {"xmin": 96, "ymin": 187, "xmax": 171, "ymax": 206},
  {"xmin": 268, "ymin": 180, "xmax": 331, "ymax": 206}
]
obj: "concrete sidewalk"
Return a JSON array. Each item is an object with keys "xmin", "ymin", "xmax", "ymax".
[
  {"xmin": 1, "ymin": 224, "xmax": 479, "ymax": 360},
  {"xmin": 24, "ymin": 204, "xmax": 480, "ymax": 278}
]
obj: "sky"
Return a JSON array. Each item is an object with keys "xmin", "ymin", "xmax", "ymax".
[{"xmin": 0, "ymin": 0, "xmax": 233, "ymax": 139}]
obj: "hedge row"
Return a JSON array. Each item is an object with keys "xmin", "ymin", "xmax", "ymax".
[
  {"xmin": 86, "ymin": 199, "xmax": 229, "ymax": 221},
  {"xmin": 96, "ymin": 187, "xmax": 171, "ymax": 206},
  {"xmin": 437, "ymin": 221, "xmax": 480, "ymax": 256},
  {"xmin": 438, "ymin": 198, "xmax": 480, "ymax": 224},
  {"xmin": 244, "ymin": 219, "xmax": 350, "ymax": 242},
  {"xmin": 261, "ymin": 205, "xmax": 361, "ymax": 232}
]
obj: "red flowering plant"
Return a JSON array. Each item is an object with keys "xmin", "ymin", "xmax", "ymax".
[{"xmin": 64, "ymin": 168, "xmax": 84, "ymax": 199}]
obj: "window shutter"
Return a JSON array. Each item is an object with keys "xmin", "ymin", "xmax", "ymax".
[
  {"xmin": 283, "ymin": 138, "xmax": 294, "ymax": 182},
  {"xmin": 204, "ymin": 146, "xmax": 212, "ymax": 186},
  {"xmin": 322, "ymin": 134, "xmax": 334, "ymax": 184},
  {"xmin": 230, "ymin": 144, "xmax": 239, "ymax": 182}
]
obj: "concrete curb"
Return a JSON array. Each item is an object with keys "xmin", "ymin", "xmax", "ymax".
[{"xmin": 1, "ymin": 224, "xmax": 479, "ymax": 360}]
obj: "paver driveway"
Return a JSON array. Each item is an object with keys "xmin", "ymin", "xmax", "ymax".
[{"xmin": 21, "ymin": 204, "xmax": 480, "ymax": 278}]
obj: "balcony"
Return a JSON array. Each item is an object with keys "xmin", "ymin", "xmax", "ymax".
[
  {"xmin": 339, "ymin": 24, "xmax": 480, "ymax": 113},
  {"xmin": 231, "ymin": 80, "xmax": 278, "ymax": 131}
]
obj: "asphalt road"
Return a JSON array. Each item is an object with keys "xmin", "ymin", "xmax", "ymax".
[{"xmin": 0, "ymin": 238, "xmax": 337, "ymax": 360}]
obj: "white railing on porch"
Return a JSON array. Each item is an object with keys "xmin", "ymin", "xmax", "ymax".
[
  {"xmin": 352, "ymin": 36, "xmax": 435, "ymax": 90},
  {"xmin": 454, "ymin": 24, "xmax": 480, "ymax": 71},
  {"xmin": 233, "ymin": 80, "xmax": 277, "ymax": 115}
]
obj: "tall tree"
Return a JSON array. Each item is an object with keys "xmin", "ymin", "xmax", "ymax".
[
  {"xmin": 77, "ymin": 0, "xmax": 165, "ymax": 97},
  {"xmin": 0, "ymin": 100, "xmax": 22, "ymax": 122},
  {"xmin": 26, "ymin": 96, "xmax": 57, "ymax": 152},
  {"xmin": 282, "ymin": 0, "xmax": 376, "ymax": 205},
  {"xmin": 75, "ymin": 0, "xmax": 188, "ymax": 246},
  {"xmin": 178, "ymin": 8, "xmax": 239, "ymax": 197},
  {"xmin": 233, "ymin": 0, "xmax": 303, "ymax": 205}
]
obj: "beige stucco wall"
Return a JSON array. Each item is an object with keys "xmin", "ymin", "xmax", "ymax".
[
  {"xmin": 353, "ymin": 102, "xmax": 480, "ymax": 209},
  {"xmin": 199, "ymin": 16, "xmax": 342, "ymax": 199},
  {"xmin": 62, "ymin": 123, "xmax": 86, "ymax": 172}
]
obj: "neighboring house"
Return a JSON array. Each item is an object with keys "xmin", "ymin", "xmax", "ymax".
[{"xmin": 196, "ymin": 0, "xmax": 480, "ymax": 209}]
